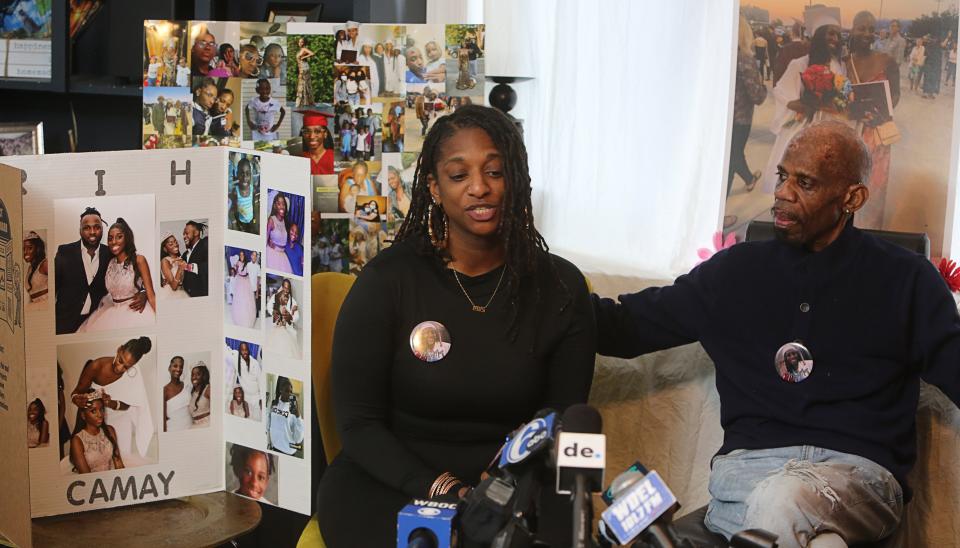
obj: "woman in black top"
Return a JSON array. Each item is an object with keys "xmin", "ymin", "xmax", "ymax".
[{"xmin": 316, "ymin": 105, "xmax": 596, "ymax": 546}]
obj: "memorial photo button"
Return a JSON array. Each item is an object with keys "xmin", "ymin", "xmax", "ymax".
[{"xmin": 800, "ymin": 303, "xmax": 810, "ymax": 313}]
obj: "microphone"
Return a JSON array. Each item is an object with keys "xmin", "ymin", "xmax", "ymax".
[
  {"xmin": 601, "ymin": 461, "xmax": 649, "ymax": 506},
  {"xmin": 498, "ymin": 409, "xmax": 557, "ymax": 469},
  {"xmin": 600, "ymin": 468, "xmax": 687, "ymax": 548},
  {"xmin": 396, "ymin": 499, "xmax": 459, "ymax": 548},
  {"xmin": 556, "ymin": 404, "xmax": 606, "ymax": 548},
  {"xmin": 458, "ymin": 475, "xmax": 516, "ymax": 546},
  {"xmin": 490, "ymin": 409, "xmax": 559, "ymax": 547}
]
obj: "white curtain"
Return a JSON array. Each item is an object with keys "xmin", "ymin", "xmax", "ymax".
[
  {"xmin": 426, "ymin": 0, "xmax": 738, "ymax": 279},
  {"xmin": 426, "ymin": 0, "xmax": 483, "ymax": 24}
]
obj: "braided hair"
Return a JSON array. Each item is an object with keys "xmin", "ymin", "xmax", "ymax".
[
  {"xmin": 110, "ymin": 218, "xmax": 142, "ymax": 288},
  {"xmin": 395, "ymin": 104, "xmax": 568, "ymax": 340}
]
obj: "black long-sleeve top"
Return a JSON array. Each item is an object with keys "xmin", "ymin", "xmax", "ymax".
[
  {"xmin": 330, "ymin": 239, "xmax": 596, "ymax": 499},
  {"xmin": 593, "ymin": 222, "xmax": 960, "ymax": 500}
]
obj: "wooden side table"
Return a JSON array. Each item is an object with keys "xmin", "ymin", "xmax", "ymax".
[{"xmin": 3, "ymin": 492, "xmax": 261, "ymax": 548}]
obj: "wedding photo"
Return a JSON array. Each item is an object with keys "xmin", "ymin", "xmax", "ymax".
[
  {"xmin": 225, "ymin": 246, "xmax": 262, "ymax": 329},
  {"xmin": 161, "ymin": 351, "xmax": 212, "ymax": 432},
  {"xmin": 158, "ymin": 219, "xmax": 209, "ymax": 300},
  {"xmin": 265, "ymin": 274, "xmax": 303, "ymax": 360},
  {"xmin": 265, "ymin": 374, "xmax": 305, "ymax": 459},
  {"xmin": 53, "ymin": 195, "xmax": 157, "ymax": 335},
  {"xmin": 57, "ymin": 336, "xmax": 159, "ymax": 474}
]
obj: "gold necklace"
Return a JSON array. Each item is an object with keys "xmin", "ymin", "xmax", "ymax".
[{"xmin": 452, "ymin": 265, "xmax": 506, "ymax": 313}]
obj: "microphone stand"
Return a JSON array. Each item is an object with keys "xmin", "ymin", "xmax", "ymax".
[{"xmin": 572, "ymin": 474, "xmax": 594, "ymax": 548}]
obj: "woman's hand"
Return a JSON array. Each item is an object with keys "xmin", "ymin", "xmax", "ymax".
[
  {"xmin": 786, "ymin": 98, "xmax": 813, "ymax": 116},
  {"xmin": 71, "ymin": 393, "xmax": 88, "ymax": 408},
  {"xmin": 102, "ymin": 393, "xmax": 115, "ymax": 410}
]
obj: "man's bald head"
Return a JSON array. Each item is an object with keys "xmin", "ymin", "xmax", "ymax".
[
  {"xmin": 773, "ymin": 121, "xmax": 871, "ymax": 251},
  {"xmin": 785, "ymin": 121, "xmax": 871, "ymax": 189}
]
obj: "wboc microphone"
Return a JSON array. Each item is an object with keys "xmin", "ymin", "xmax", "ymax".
[
  {"xmin": 396, "ymin": 499, "xmax": 459, "ymax": 548},
  {"xmin": 555, "ymin": 404, "xmax": 606, "ymax": 548}
]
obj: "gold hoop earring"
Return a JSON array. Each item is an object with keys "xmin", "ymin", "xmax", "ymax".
[{"xmin": 428, "ymin": 203, "xmax": 448, "ymax": 248}]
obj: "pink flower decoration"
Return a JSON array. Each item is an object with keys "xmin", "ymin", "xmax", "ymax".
[{"xmin": 696, "ymin": 231, "xmax": 738, "ymax": 265}]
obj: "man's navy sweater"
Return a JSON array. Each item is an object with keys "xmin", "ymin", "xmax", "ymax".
[{"xmin": 593, "ymin": 222, "xmax": 960, "ymax": 500}]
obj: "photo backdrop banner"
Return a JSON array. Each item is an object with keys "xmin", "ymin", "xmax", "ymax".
[
  {"xmin": 143, "ymin": 20, "xmax": 486, "ymax": 274},
  {"xmin": 726, "ymin": 1, "xmax": 960, "ymax": 257}
]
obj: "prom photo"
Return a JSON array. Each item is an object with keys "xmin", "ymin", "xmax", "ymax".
[
  {"xmin": 158, "ymin": 219, "xmax": 210, "ymax": 300},
  {"xmin": 265, "ymin": 189, "xmax": 306, "ymax": 277},
  {"xmin": 161, "ymin": 351, "xmax": 212, "ymax": 433},
  {"xmin": 53, "ymin": 195, "xmax": 157, "ymax": 335},
  {"xmin": 224, "ymin": 245, "xmax": 262, "ymax": 329},
  {"xmin": 23, "ymin": 228, "xmax": 49, "ymax": 311},
  {"xmin": 57, "ymin": 336, "xmax": 159, "ymax": 474},
  {"xmin": 265, "ymin": 274, "xmax": 303, "ymax": 360}
]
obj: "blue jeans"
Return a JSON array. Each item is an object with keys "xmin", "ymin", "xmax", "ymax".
[{"xmin": 704, "ymin": 446, "xmax": 903, "ymax": 548}]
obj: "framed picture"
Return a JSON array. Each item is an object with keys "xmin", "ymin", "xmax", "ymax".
[
  {"xmin": 265, "ymin": 3, "xmax": 324, "ymax": 23},
  {"xmin": 0, "ymin": 122, "xmax": 43, "ymax": 156}
]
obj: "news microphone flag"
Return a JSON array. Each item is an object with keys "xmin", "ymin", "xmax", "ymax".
[
  {"xmin": 498, "ymin": 412, "xmax": 556, "ymax": 468},
  {"xmin": 555, "ymin": 431, "xmax": 605, "ymax": 495},
  {"xmin": 600, "ymin": 470, "xmax": 678, "ymax": 545},
  {"xmin": 396, "ymin": 499, "xmax": 458, "ymax": 548}
]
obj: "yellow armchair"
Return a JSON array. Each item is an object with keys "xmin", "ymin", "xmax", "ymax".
[{"xmin": 298, "ymin": 272, "xmax": 355, "ymax": 548}]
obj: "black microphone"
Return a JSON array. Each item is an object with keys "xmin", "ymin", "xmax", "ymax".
[
  {"xmin": 491, "ymin": 408, "xmax": 560, "ymax": 547},
  {"xmin": 556, "ymin": 404, "xmax": 606, "ymax": 548},
  {"xmin": 458, "ymin": 475, "xmax": 516, "ymax": 546}
]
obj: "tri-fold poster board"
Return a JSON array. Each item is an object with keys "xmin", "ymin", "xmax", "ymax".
[{"xmin": 0, "ymin": 147, "xmax": 312, "ymax": 548}]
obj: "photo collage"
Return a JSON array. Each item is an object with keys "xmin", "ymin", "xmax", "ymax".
[
  {"xmin": 224, "ymin": 150, "xmax": 309, "ymax": 506},
  {"xmin": 6, "ymin": 146, "xmax": 312, "ymax": 518},
  {"xmin": 23, "ymin": 189, "xmax": 212, "ymax": 487},
  {"xmin": 143, "ymin": 20, "xmax": 486, "ymax": 275}
]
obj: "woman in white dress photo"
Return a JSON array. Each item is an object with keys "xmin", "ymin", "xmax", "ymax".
[
  {"xmin": 78, "ymin": 218, "xmax": 157, "ymax": 332},
  {"xmin": 162, "ymin": 356, "xmax": 192, "ymax": 432},
  {"xmin": 23, "ymin": 231, "xmax": 48, "ymax": 306},
  {"xmin": 225, "ymin": 342, "xmax": 262, "ymax": 421},
  {"xmin": 189, "ymin": 363, "xmax": 211, "ymax": 428},
  {"xmin": 228, "ymin": 250, "xmax": 258, "ymax": 328},
  {"xmin": 69, "ymin": 337, "xmax": 154, "ymax": 466},
  {"xmin": 266, "ymin": 278, "xmax": 301, "ymax": 359},
  {"xmin": 158, "ymin": 232, "xmax": 189, "ymax": 300}
]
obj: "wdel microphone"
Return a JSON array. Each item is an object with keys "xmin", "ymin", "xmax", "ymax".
[
  {"xmin": 396, "ymin": 499, "xmax": 459, "ymax": 548},
  {"xmin": 556, "ymin": 404, "xmax": 606, "ymax": 548},
  {"xmin": 600, "ymin": 468, "xmax": 687, "ymax": 548}
]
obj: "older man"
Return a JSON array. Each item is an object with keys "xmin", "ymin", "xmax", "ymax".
[{"xmin": 594, "ymin": 121, "xmax": 960, "ymax": 547}]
